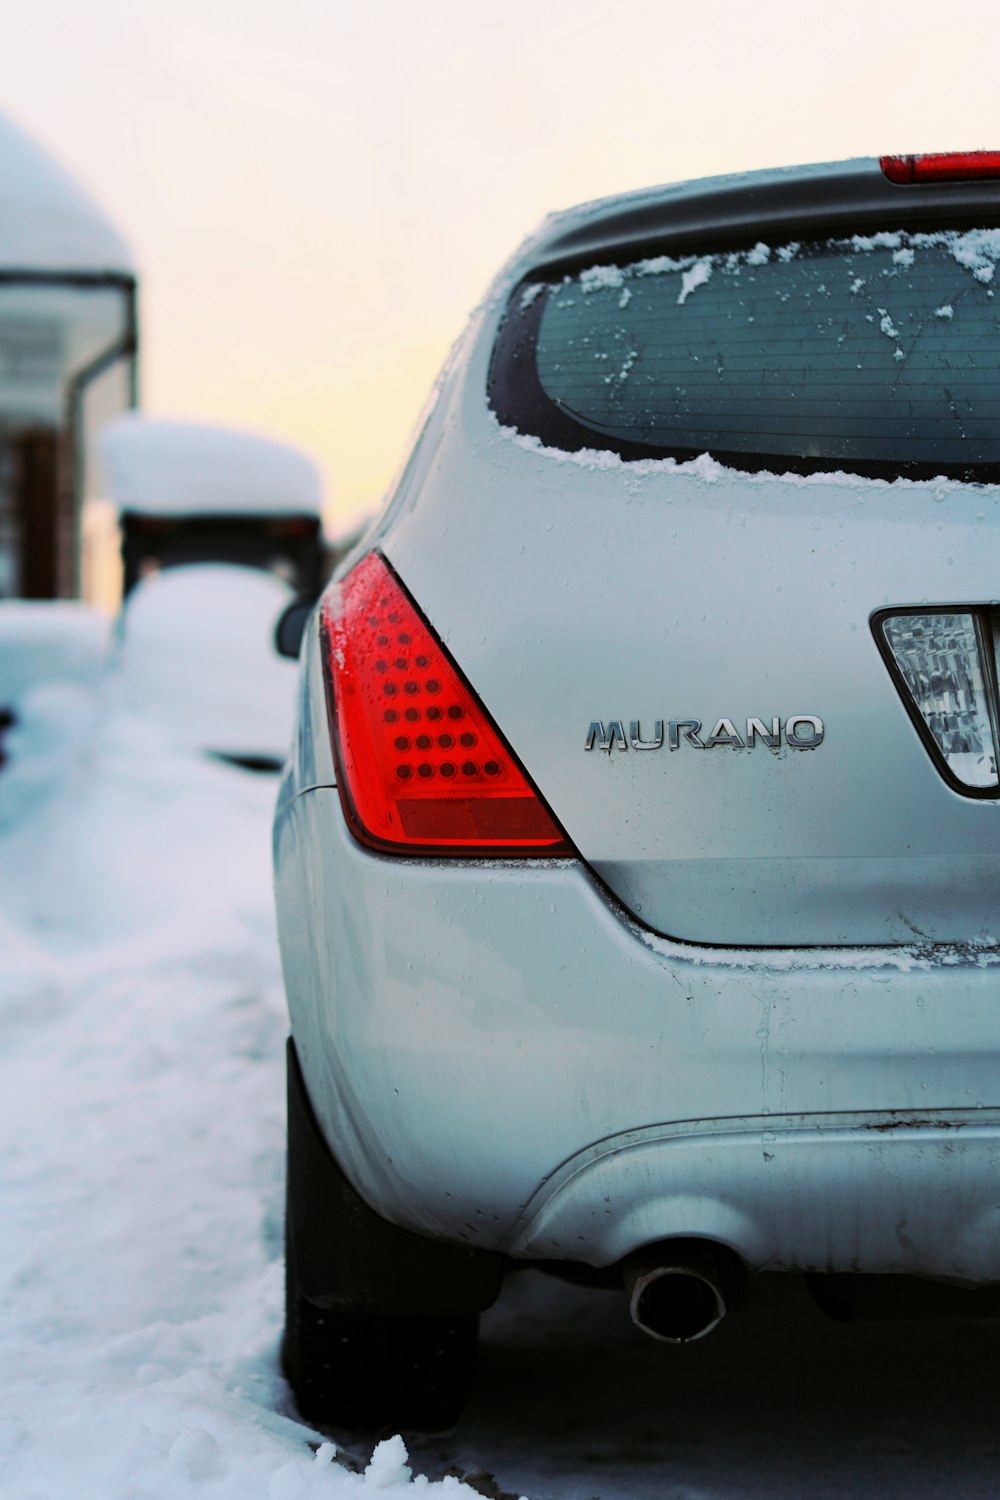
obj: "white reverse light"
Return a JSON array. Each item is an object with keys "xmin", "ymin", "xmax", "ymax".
[{"xmin": 881, "ymin": 611, "xmax": 998, "ymax": 790}]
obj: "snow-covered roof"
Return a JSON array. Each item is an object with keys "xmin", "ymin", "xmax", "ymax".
[
  {"xmin": 0, "ymin": 114, "xmax": 134, "ymax": 276},
  {"xmin": 100, "ymin": 415, "xmax": 325, "ymax": 519}
]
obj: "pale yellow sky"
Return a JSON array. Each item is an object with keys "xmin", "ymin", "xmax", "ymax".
[{"xmin": 2, "ymin": 0, "xmax": 996, "ymax": 535}]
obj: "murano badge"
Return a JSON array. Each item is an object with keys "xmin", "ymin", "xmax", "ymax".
[{"xmin": 585, "ymin": 717, "xmax": 825, "ymax": 752}]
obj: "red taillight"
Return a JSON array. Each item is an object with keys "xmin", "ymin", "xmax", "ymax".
[
  {"xmin": 880, "ymin": 151, "xmax": 1000, "ymax": 184},
  {"xmin": 320, "ymin": 552, "xmax": 571, "ymax": 855}
]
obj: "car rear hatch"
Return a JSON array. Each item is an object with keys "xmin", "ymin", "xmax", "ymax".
[{"xmin": 384, "ymin": 158, "xmax": 1000, "ymax": 947}]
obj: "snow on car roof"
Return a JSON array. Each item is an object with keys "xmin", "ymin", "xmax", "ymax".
[
  {"xmin": 100, "ymin": 414, "xmax": 325, "ymax": 518},
  {"xmin": 0, "ymin": 113, "xmax": 134, "ymax": 275}
]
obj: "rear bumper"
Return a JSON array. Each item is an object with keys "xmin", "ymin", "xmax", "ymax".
[
  {"xmin": 274, "ymin": 785, "xmax": 1000, "ymax": 1282},
  {"xmin": 510, "ymin": 1112, "xmax": 1000, "ymax": 1282}
]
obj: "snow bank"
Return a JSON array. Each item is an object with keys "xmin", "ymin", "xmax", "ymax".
[
  {"xmin": 0, "ymin": 654, "xmax": 487, "ymax": 1497},
  {"xmin": 0, "ymin": 599, "xmax": 110, "ymax": 709},
  {"xmin": 0, "ymin": 602, "xmax": 111, "ymax": 813},
  {"xmin": 101, "ymin": 414, "xmax": 324, "ymax": 518}
]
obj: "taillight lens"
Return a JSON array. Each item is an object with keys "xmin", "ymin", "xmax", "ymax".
[
  {"xmin": 878, "ymin": 610, "xmax": 999, "ymax": 792},
  {"xmin": 880, "ymin": 151, "xmax": 1000, "ymax": 184},
  {"xmin": 320, "ymin": 552, "xmax": 571, "ymax": 854}
]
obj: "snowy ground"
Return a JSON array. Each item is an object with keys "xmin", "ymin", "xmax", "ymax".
[{"xmin": 3, "ymin": 660, "xmax": 1000, "ymax": 1499}]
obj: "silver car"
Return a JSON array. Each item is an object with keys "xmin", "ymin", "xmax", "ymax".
[{"xmin": 274, "ymin": 152, "xmax": 1000, "ymax": 1430}]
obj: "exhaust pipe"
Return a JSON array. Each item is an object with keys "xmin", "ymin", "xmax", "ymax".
[{"xmin": 623, "ymin": 1240, "xmax": 734, "ymax": 1343}]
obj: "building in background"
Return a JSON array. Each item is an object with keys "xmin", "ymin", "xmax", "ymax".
[{"xmin": 0, "ymin": 114, "xmax": 137, "ymax": 602}]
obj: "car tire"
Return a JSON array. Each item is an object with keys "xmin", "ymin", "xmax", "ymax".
[{"xmin": 282, "ymin": 1203, "xmax": 479, "ymax": 1432}]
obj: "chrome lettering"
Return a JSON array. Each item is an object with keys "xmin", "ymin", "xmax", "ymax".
[
  {"xmin": 668, "ymin": 719, "xmax": 705, "ymax": 750},
  {"xmin": 703, "ymin": 717, "xmax": 745, "ymax": 749},
  {"xmin": 630, "ymin": 719, "xmax": 664, "ymax": 750},
  {"xmin": 585, "ymin": 719, "xmax": 628, "ymax": 752},
  {"xmin": 785, "ymin": 715, "xmax": 825, "ymax": 748},
  {"xmin": 587, "ymin": 716, "xmax": 825, "ymax": 751},
  {"xmin": 746, "ymin": 716, "xmax": 780, "ymax": 749}
]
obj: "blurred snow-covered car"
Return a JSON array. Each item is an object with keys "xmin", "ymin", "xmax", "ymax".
[
  {"xmin": 101, "ymin": 415, "xmax": 328, "ymax": 596},
  {"xmin": 117, "ymin": 563, "xmax": 297, "ymax": 771},
  {"xmin": 274, "ymin": 153, "xmax": 1000, "ymax": 1429}
]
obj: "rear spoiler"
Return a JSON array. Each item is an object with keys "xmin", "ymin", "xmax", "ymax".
[{"xmin": 528, "ymin": 159, "xmax": 1000, "ymax": 277}]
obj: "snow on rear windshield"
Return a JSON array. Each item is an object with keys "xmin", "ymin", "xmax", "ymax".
[{"xmin": 488, "ymin": 229, "xmax": 1000, "ymax": 477}]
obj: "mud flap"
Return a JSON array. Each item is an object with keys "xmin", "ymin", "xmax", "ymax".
[{"xmin": 286, "ymin": 1037, "xmax": 505, "ymax": 1315}]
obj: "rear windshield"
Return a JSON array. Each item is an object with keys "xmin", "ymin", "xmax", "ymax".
[{"xmin": 488, "ymin": 228, "xmax": 1000, "ymax": 478}]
